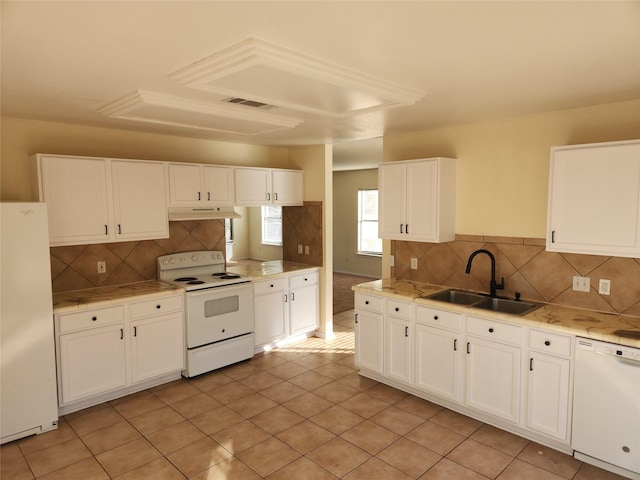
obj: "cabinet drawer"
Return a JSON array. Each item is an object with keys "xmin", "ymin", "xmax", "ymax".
[
  {"xmin": 385, "ymin": 300, "xmax": 412, "ymax": 319},
  {"xmin": 528, "ymin": 329, "xmax": 572, "ymax": 357},
  {"xmin": 58, "ymin": 305, "xmax": 124, "ymax": 333},
  {"xmin": 290, "ymin": 271, "xmax": 319, "ymax": 288},
  {"xmin": 254, "ymin": 278, "xmax": 288, "ymax": 296},
  {"xmin": 129, "ymin": 295, "xmax": 183, "ymax": 319},
  {"xmin": 416, "ymin": 306, "xmax": 462, "ymax": 332},
  {"xmin": 355, "ymin": 293, "xmax": 383, "ymax": 313},
  {"xmin": 466, "ymin": 316, "xmax": 522, "ymax": 345}
]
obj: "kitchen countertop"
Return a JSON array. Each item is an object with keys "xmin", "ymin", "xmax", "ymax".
[
  {"xmin": 53, "ymin": 280, "xmax": 183, "ymax": 314},
  {"xmin": 353, "ymin": 278, "xmax": 640, "ymax": 348},
  {"xmin": 227, "ymin": 260, "xmax": 319, "ymax": 280}
]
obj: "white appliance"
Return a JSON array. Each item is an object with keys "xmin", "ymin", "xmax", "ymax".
[
  {"xmin": 157, "ymin": 251, "xmax": 254, "ymax": 377},
  {"xmin": 573, "ymin": 337, "xmax": 640, "ymax": 479},
  {"xmin": 1, "ymin": 203, "xmax": 58, "ymax": 444}
]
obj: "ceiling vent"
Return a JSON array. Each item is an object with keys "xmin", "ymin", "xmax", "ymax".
[
  {"xmin": 223, "ymin": 97, "xmax": 277, "ymax": 110},
  {"xmin": 97, "ymin": 90, "xmax": 302, "ymax": 135},
  {"xmin": 171, "ymin": 38, "xmax": 424, "ymax": 118}
]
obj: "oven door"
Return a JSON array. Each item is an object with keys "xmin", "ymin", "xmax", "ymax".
[{"xmin": 184, "ymin": 283, "xmax": 254, "ymax": 349}]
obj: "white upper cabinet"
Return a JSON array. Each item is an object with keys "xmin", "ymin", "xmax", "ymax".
[
  {"xmin": 547, "ymin": 139, "xmax": 640, "ymax": 258},
  {"xmin": 33, "ymin": 154, "xmax": 169, "ymax": 246},
  {"xmin": 168, "ymin": 163, "xmax": 234, "ymax": 206},
  {"xmin": 379, "ymin": 157, "xmax": 456, "ymax": 242},
  {"xmin": 235, "ymin": 167, "xmax": 303, "ymax": 206}
]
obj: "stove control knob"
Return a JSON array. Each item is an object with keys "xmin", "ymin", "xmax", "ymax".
[
  {"xmin": 169, "ymin": 258, "xmax": 175, "ymax": 264},
  {"xmin": 162, "ymin": 259, "xmax": 169, "ymax": 265},
  {"xmin": 192, "ymin": 254, "xmax": 198, "ymax": 262}
]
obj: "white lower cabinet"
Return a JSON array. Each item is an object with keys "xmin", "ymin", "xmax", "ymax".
[
  {"xmin": 525, "ymin": 330, "xmax": 572, "ymax": 442},
  {"xmin": 355, "ymin": 293, "xmax": 575, "ymax": 452},
  {"xmin": 58, "ymin": 323, "xmax": 127, "ymax": 404},
  {"xmin": 55, "ymin": 293, "xmax": 184, "ymax": 414},
  {"xmin": 253, "ymin": 269, "xmax": 319, "ymax": 349}
]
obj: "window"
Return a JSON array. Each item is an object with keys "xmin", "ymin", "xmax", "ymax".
[
  {"xmin": 261, "ymin": 206, "xmax": 282, "ymax": 246},
  {"xmin": 358, "ymin": 189, "xmax": 382, "ymax": 255}
]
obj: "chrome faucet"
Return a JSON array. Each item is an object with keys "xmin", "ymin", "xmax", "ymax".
[{"xmin": 465, "ymin": 249, "xmax": 504, "ymax": 297}]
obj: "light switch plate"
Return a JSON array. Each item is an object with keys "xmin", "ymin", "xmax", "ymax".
[
  {"xmin": 411, "ymin": 258, "xmax": 418, "ymax": 270},
  {"xmin": 572, "ymin": 276, "xmax": 590, "ymax": 292}
]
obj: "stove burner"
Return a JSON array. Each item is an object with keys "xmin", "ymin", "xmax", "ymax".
[
  {"xmin": 187, "ymin": 280, "xmax": 205, "ymax": 285},
  {"xmin": 175, "ymin": 277, "xmax": 197, "ymax": 282},
  {"xmin": 212, "ymin": 273, "xmax": 241, "ymax": 280}
]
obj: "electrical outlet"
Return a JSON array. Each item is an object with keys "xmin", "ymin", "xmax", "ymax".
[
  {"xmin": 97, "ymin": 261, "xmax": 106, "ymax": 274},
  {"xmin": 572, "ymin": 276, "xmax": 590, "ymax": 292},
  {"xmin": 598, "ymin": 279, "xmax": 611, "ymax": 295},
  {"xmin": 389, "ymin": 255, "xmax": 394, "ymax": 267},
  {"xmin": 411, "ymin": 257, "xmax": 418, "ymax": 270}
]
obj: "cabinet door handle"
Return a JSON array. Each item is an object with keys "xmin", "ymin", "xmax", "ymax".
[
  {"xmin": 274, "ymin": 192, "xmax": 278, "ymax": 201},
  {"xmin": 453, "ymin": 339, "xmax": 457, "ymax": 351},
  {"xmin": 133, "ymin": 326, "xmax": 137, "ymax": 337},
  {"xmin": 530, "ymin": 358, "xmax": 534, "ymax": 371},
  {"xmin": 400, "ymin": 224, "xmax": 404, "ymax": 234},
  {"xmin": 406, "ymin": 224, "xmax": 409, "ymax": 234},
  {"xmin": 291, "ymin": 292, "xmax": 295, "ymax": 301},
  {"xmin": 118, "ymin": 224, "xmax": 122, "ymax": 234},
  {"xmin": 120, "ymin": 328, "xmax": 124, "ymax": 340},
  {"xmin": 207, "ymin": 192, "xmax": 211, "ymax": 201},
  {"xmin": 284, "ymin": 294, "xmax": 288, "ymax": 302},
  {"xmin": 267, "ymin": 192, "xmax": 271, "ymax": 201},
  {"xmin": 466, "ymin": 342, "xmax": 470, "ymax": 354},
  {"xmin": 551, "ymin": 230, "xmax": 556, "ymax": 243},
  {"xmin": 404, "ymin": 326, "xmax": 409, "ymax": 337},
  {"xmin": 104, "ymin": 225, "xmax": 108, "ymax": 235},
  {"xmin": 198, "ymin": 192, "xmax": 201, "ymax": 201},
  {"xmin": 355, "ymin": 313, "xmax": 359, "ymax": 324}
]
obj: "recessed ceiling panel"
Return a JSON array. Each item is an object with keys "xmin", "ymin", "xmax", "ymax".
[
  {"xmin": 98, "ymin": 90, "xmax": 302, "ymax": 135},
  {"xmin": 171, "ymin": 38, "xmax": 424, "ymax": 117}
]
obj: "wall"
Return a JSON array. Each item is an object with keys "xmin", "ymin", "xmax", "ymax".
[
  {"xmin": 0, "ymin": 116, "xmax": 289, "ymax": 201},
  {"xmin": 333, "ymin": 168, "xmax": 382, "ymax": 277},
  {"xmin": 382, "ymin": 99, "xmax": 640, "ymax": 316}
]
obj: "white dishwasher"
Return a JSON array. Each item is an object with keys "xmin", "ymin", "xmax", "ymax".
[{"xmin": 573, "ymin": 337, "xmax": 640, "ymax": 480}]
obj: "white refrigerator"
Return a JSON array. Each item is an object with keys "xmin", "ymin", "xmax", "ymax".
[{"xmin": 1, "ymin": 203, "xmax": 58, "ymax": 444}]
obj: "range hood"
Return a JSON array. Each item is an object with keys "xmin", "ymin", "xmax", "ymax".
[{"xmin": 168, "ymin": 206, "xmax": 241, "ymax": 221}]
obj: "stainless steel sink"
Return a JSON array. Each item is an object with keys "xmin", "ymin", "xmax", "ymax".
[
  {"xmin": 425, "ymin": 289, "xmax": 487, "ymax": 305},
  {"xmin": 473, "ymin": 297, "xmax": 542, "ymax": 315},
  {"xmin": 424, "ymin": 289, "xmax": 542, "ymax": 315}
]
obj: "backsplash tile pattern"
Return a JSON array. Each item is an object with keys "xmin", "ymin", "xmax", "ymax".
[
  {"xmin": 391, "ymin": 235, "xmax": 640, "ymax": 317},
  {"xmin": 50, "ymin": 220, "xmax": 227, "ymax": 293},
  {"xmin": 282, "ymin": 201, "xmax": 323, "ymax": 267}
]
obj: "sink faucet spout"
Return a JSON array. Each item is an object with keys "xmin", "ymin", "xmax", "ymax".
[{"xmin": 465, "ymin": 249, "xmax": 504, "ymax": 297}]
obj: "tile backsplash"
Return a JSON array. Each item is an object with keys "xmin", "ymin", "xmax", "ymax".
[
  {"xmin": 50, "ymin": 202, "xmax": 324, "ymax": 293},
  {"xmin": 392, "ymin": 235, "xmax": 640, "ymax": 317}
]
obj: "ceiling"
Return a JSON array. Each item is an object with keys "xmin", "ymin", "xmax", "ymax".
[{"xmin": 2, "ymin": 1, "xmax": 639, "ymax": 168}]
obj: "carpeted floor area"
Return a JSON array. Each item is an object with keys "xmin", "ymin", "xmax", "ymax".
[{"xmin": 333, "ymin": 273, "xmax": 378, "ymax": 314}]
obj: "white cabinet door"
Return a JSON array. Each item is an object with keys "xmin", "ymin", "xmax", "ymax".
[
  {"xmin": 235, "ymin": 168, "xmax": 271, "ymax": 205},
  {"xmin": 465, "ymin": 336, "xmax": 521, "ymax": 423},
  {"xmin": 355, "ymin": 310, "xmax": 384, "ymax": 374},
  {"xmin": 547, "ymin": 140, "xmax": 640, "ymax": 257},
  {"xmin": 168, "ymin": 163, "xmax": 202, "ymax": 205},
  {"xmin": 254, "ymin": 290, "xmax": 288, "ymax": 346},
  {"xmin": 202, "ymin": 165, "xmax": 235, "ymax": 205},
  {"xmin": 111, "ymin": 160, "xmax": 168, "ymax": 241},
  {"xmin": 385, "ymin": 316, "xmax": 412, "ymax": 383},
  {"xmin": 378, "ymin": 162, "xmax": 406, "ymax": 240},
  {"xmin": 58, "ymin": 324, "xmax": 127, "ymax": 404},
  {"xmin": 378, "ymin": 158, "xmax": 456, "ymax": 242},
  {"xmin": 526, "ymin": 352, "xmax": 570, "ymax": 441},
  {"xmin": 415, "ymin": 324, "xmax": 461, "ymax": 402},
  {"xmin": 38, "ymin": 155, "xmax": 112, "ymax": 245},
  {"xmin": 130, "ymin": 313, "xmax": 184, "ymax": 383},
  {"xmin": 289, "ymin": 284, "xmax": 318, "ymax": 336},
  {"xmin": 272, "ymin": 170, "xmax": 303, "ymax": 206}
]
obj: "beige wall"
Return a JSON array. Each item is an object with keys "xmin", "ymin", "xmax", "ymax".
[
  {"xmin": 0, "ymin": 116, "xmax": 289, "ymax": 201},
  {"xmin": 383, "ymin": 99, "xmax": 640, "ymax": 239},
  {"xmin": 333, "ymin": 169, "xmax": 382, "ymax": 277}
]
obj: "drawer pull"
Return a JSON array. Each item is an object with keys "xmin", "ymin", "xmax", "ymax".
[
  {"xmin": 304, "ymin": 277, "xmax": 308, "ymax": 282},
  {"xmin": 433, "ymin": 315, "xmax": 439, "ymax": 320},
  {"xmin": 156, "ymin": 304, "xmax": 161, "ymax": 309},
  {"xmin": 395, "ymin": 307, "xmax": 400, "ymax": 312},
  {"xmin": 488, "ymin": 328, "xmax": 494, "ymax": 333},
  {"xmin": 365, "ymin": 300, "xmax": 369, "ymax": 305},
  {"xmin": 270, "ymin": 284, "xmax": 274, "ymax": 288},
  {"xmin": 92, "ymin": 316, "xmax": 97, "ymax": 321},
  {"xmin": 544, "ymin": 340, "xmax": 551, "ymax": 346}
]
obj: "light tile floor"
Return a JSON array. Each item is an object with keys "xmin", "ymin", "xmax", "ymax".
[{"xmin": 1, "ymin": 310, "xmax": 630, "ymax": 479}]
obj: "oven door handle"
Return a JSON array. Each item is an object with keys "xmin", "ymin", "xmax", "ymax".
[{"xmin": 185, "ymin": 283, "xmax": 251, "ymax": 298}]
